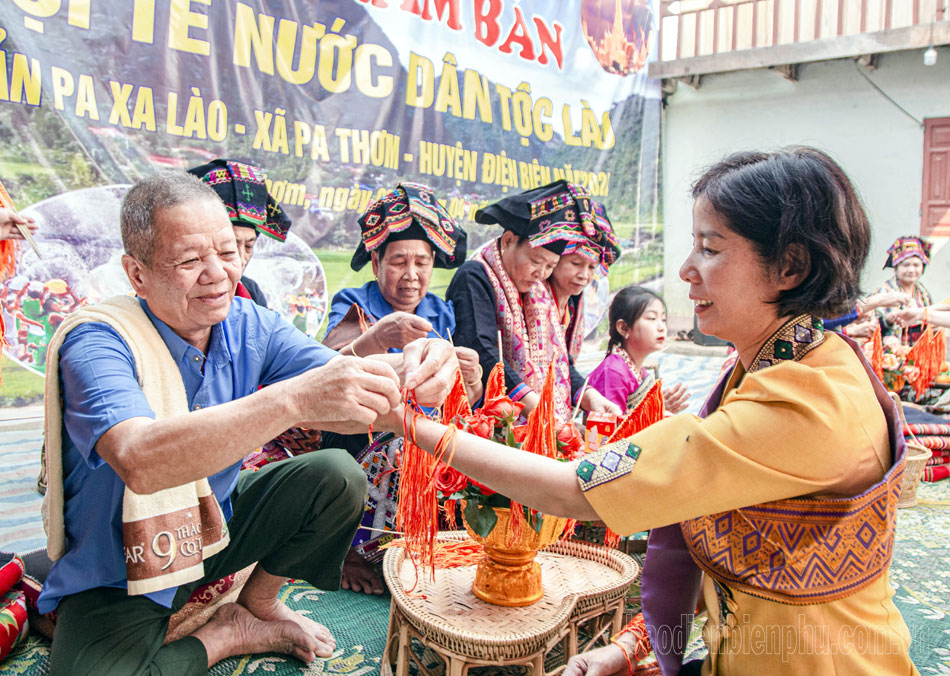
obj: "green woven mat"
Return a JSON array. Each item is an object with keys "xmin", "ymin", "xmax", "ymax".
[
  {"xmin": 2, "ymin": 480, "xmax": 949, "ymax": 675},
  {"xmin": 0, "ymin": 584, "xmax": 391, "ymax": 676},
  {"xmin": 890, "ymin": 480, "xmax": 950, "ymax": 673}
]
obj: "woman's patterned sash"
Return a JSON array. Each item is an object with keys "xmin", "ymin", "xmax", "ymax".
[
  {"xmin": 680, "ymin": 459, "xmax": 904, "ymax": 603},
  {"xmin": 680, "ymin": 315, "xmax": 906, "ymax": 604},
  {"xmin": 474, "ymin": 240, "xmax": 573, "ymax": 420}
]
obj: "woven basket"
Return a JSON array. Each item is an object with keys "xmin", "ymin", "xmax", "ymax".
[
  {"xmin": 892, "ymin": 394, "xmax": 934, "ymax": 508},
  {"xmin": 898, "ymin": 440, "xmax": 932, "ymax": 508}
]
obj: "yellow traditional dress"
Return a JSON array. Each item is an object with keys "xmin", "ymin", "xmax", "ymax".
[{"xmin": 577, "ymin": 315, "xmax": 918, "ymax": 675}]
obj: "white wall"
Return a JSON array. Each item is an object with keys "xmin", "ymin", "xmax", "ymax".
[{"xmin": 661, "ymin": 47, "xmax": 950, "ymax": 327}]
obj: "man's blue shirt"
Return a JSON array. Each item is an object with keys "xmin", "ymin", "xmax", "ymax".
[
  {"xmin": 38, "ymin": 297, "xmax": 336, "ymax": 613},
  {"xmin": 326, "ymin": 281, "xmax": 456, "ymax": 349}
]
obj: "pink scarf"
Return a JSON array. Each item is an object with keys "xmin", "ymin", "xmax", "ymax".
[
  {"xmin": 475, "ymin": 240, "xmax": 573, "ymax": 420},
  {"xmin": 563, "ymin": 290, "xmax": 585, "ymax": 359}
]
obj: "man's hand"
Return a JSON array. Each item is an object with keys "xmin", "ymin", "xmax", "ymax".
[
  {"xmin": 562, "ymin": 642, "xmax": 630, "ymax": 676},
  {"xmin": 362, "ymin": 312, "xmax": 432, "ymax": 353},
  {"xmin": 402, "ymin": 338, "xmax": 456, "ymax": 406},
  {"xmin": 0, "ymin": 207, "xmax": 36, "ymax": 241},
  {"xmin": 294, "ymin": 356, "xmax": 401, "ymax": 433},
  {"xmin": 662, "ymin": 382, "xmax": 690, "ymax": 414},
  {"xmin": 581, "ymin": 388, "xmax": 622, "ymax": 417}
]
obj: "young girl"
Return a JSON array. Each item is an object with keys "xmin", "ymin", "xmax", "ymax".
[{"xmin": 588, "ymin": 286, "xmax": 690, "ymax": 414}]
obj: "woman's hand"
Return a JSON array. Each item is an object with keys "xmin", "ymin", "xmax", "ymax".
[
  {"xmin": 454, "ymin": 346, "xmax": 482, "ymax": 386},
  {"xmin": 373, "ymin": 401, "xmax": 407, "ymax": 435},
  {"xmin": 891, "ymin": 307, "xmax": 924, "ymax": 327},
  {"xmin": 0, "ymin": 208, "xmax": 36, "ymax": 241},
  {"xmin": 454, "ymin": 346, "xmax": 484, "ymax": 403},
  {"xmin": 842, "ymin": 316, "xmax": 877, "ymax": 339},
  {"xmin": 582, "ymin": 388, "xmax": 623, "ymax": 417},
  {"xmin": 353, "ymin": 312, "xmax": 432, "ymax": 355},
  {"xmin": 859, "ymin": 290, "xmax": 909, "ymax": 313},
  {"xmin": 662, "ymin": 382, "xmax": 690, "ymax": 414}
]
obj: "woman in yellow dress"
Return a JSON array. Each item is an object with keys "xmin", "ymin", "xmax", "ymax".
[{"xmin": 388, "ymin": 147, "xmax": 918, "ymax": 675}]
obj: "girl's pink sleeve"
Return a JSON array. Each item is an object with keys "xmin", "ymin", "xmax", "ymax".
[{"xmin": 587, "ymin": 355, "xmax": 635, "ymax": 411}]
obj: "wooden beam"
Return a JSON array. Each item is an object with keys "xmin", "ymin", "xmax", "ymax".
[
  {"xmin": 675, "ymin": 74, "xmax": 703, "ymax": 89},
  {"xmin": 856, "ymin": 53, "xmax": 879, "ymax": 70},
  {"xmin": 771, "ymin": 63, "xmax": 800, "ymax": 80},
  {"xmin": 649, "ymin": 22, "xmax": 950, "ymax": 79}
]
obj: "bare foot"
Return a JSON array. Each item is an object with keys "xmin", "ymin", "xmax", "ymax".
[
  {"xmin": 238, "ymin": 582, "xmax": 336, "ymax": 657},
  {"xmin": 340, "ymin": 548, "xmax": 385, "ymax": 595},
  {"xmin": 192, "ymin": 602, "xmax": 320, "ymax": 667}
]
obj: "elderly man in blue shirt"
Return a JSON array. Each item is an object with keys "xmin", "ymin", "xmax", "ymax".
[{"xmin": 38, "ymin": 171, "xmax": 456, "ymax": 676}]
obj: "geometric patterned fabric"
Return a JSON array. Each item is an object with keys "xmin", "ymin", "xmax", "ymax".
[
  {"xmin": 576, "ymin": 440, "xmax": 642, "ymax": 492},
  {"xmin": 187, "ymin": 158, "xmax": 292, "ymax": 242},
  {"xmin": 681, "ymin": 314, "xmax": 907, "ymax": 604},
  {"xmin": 351, "ymin": 182, "xmax": 465, "ymax": 271},
  {"xmin": 679, "ymin": 465, "xmax": 904, "ymax": 604},
  {"xmin": 746, "ymin": 313, "xmax": 824, "ymax": 374}
]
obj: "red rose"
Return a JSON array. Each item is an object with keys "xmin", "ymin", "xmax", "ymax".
[
  {"xmin": 556, "ymin": 423, "xmax": 583, "ymax": 458},
  {"xmin": 464, "ymin": 413, "xmax": 494, "ymax": 439},
  {"xmin": 512, "ymin": 425, "xmax": 528, "ymax": 443},
  {"xmin": 433, "ymin": 463, "xmax": 469, "ymax": 496},
  {"xmin": 482, "ymin": 396, "xmax": 525, "ymax": 423}
]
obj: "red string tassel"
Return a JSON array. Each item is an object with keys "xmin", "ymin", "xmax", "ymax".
[
  {"xmin": 600, "ymin": 382, "xmax": 665, "ymax": 547},
  {"xmin": 442, "ymin": 367, "xmax": 472, "ymax": 425},
  {"xmin": 870, "ymin": 323, "xmax": 884, "ymax": 382},
  {"xmin": 508, "ymin": 362, "xmax": 561, "ymax": 545},
  {"xmin": 608, "ymin": 381, "xmax": 665, "ymax": 445},
  {"xmin": 394, "ymin": 394, "xmax": 440, "ymax": 580},
  {"xmin": 907, "ymin": 327, "xmax": 935, "ymax": 399},
  {"xmin": 484, "ymin": 360, "xmax": 506, "ymax": 402},
  {"xmin": 611, "ymin": 613, "xmax": 653, "ymax": 676}
]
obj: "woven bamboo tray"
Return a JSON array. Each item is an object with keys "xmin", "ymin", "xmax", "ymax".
[
  {"xmin": 382, "ymin": 532, "xmax": 639, "ymax": 664},
  {"xmin": 893, "ymin": 394, "xmax": 935, "ymax": 508},
  {"xmin": 899, "ymin": 441, "xmax": 932, "ymax": 508}
]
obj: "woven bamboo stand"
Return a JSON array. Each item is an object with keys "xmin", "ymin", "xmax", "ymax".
[
  {"xmin": 892, "ymin": 394, "xmax": 935, "ymax": 508},
  {"xmin": 899, "ymin": 441, "xmax": 933, "ymax": 508},
  {"xmin": 381, "ymin": 533, "xmax": 639, "ymax": 676}
]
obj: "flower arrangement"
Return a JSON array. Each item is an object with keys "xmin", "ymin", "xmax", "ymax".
[
  {"xmin": 874, "ymin": 335, "xmax": 915, "ymax": 393},
  {"xmin": 394, "ymin": 356, "xmax": 664, "ymax": 577},
  {"xmin": 435, "ymin": 389, "xmax": 584, "ymax": 538},
  {"xmin": 393, "ymin": 358, "xmax": 576, "ymax": 574},
  {"xmin": 864, "ymin": 325, "xmax": 948, "ymax": 400}
]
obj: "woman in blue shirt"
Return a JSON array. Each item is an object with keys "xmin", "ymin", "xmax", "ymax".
[{"xmin": 323, "ymin": 182, "xmax": 479, "ymax": 594}]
